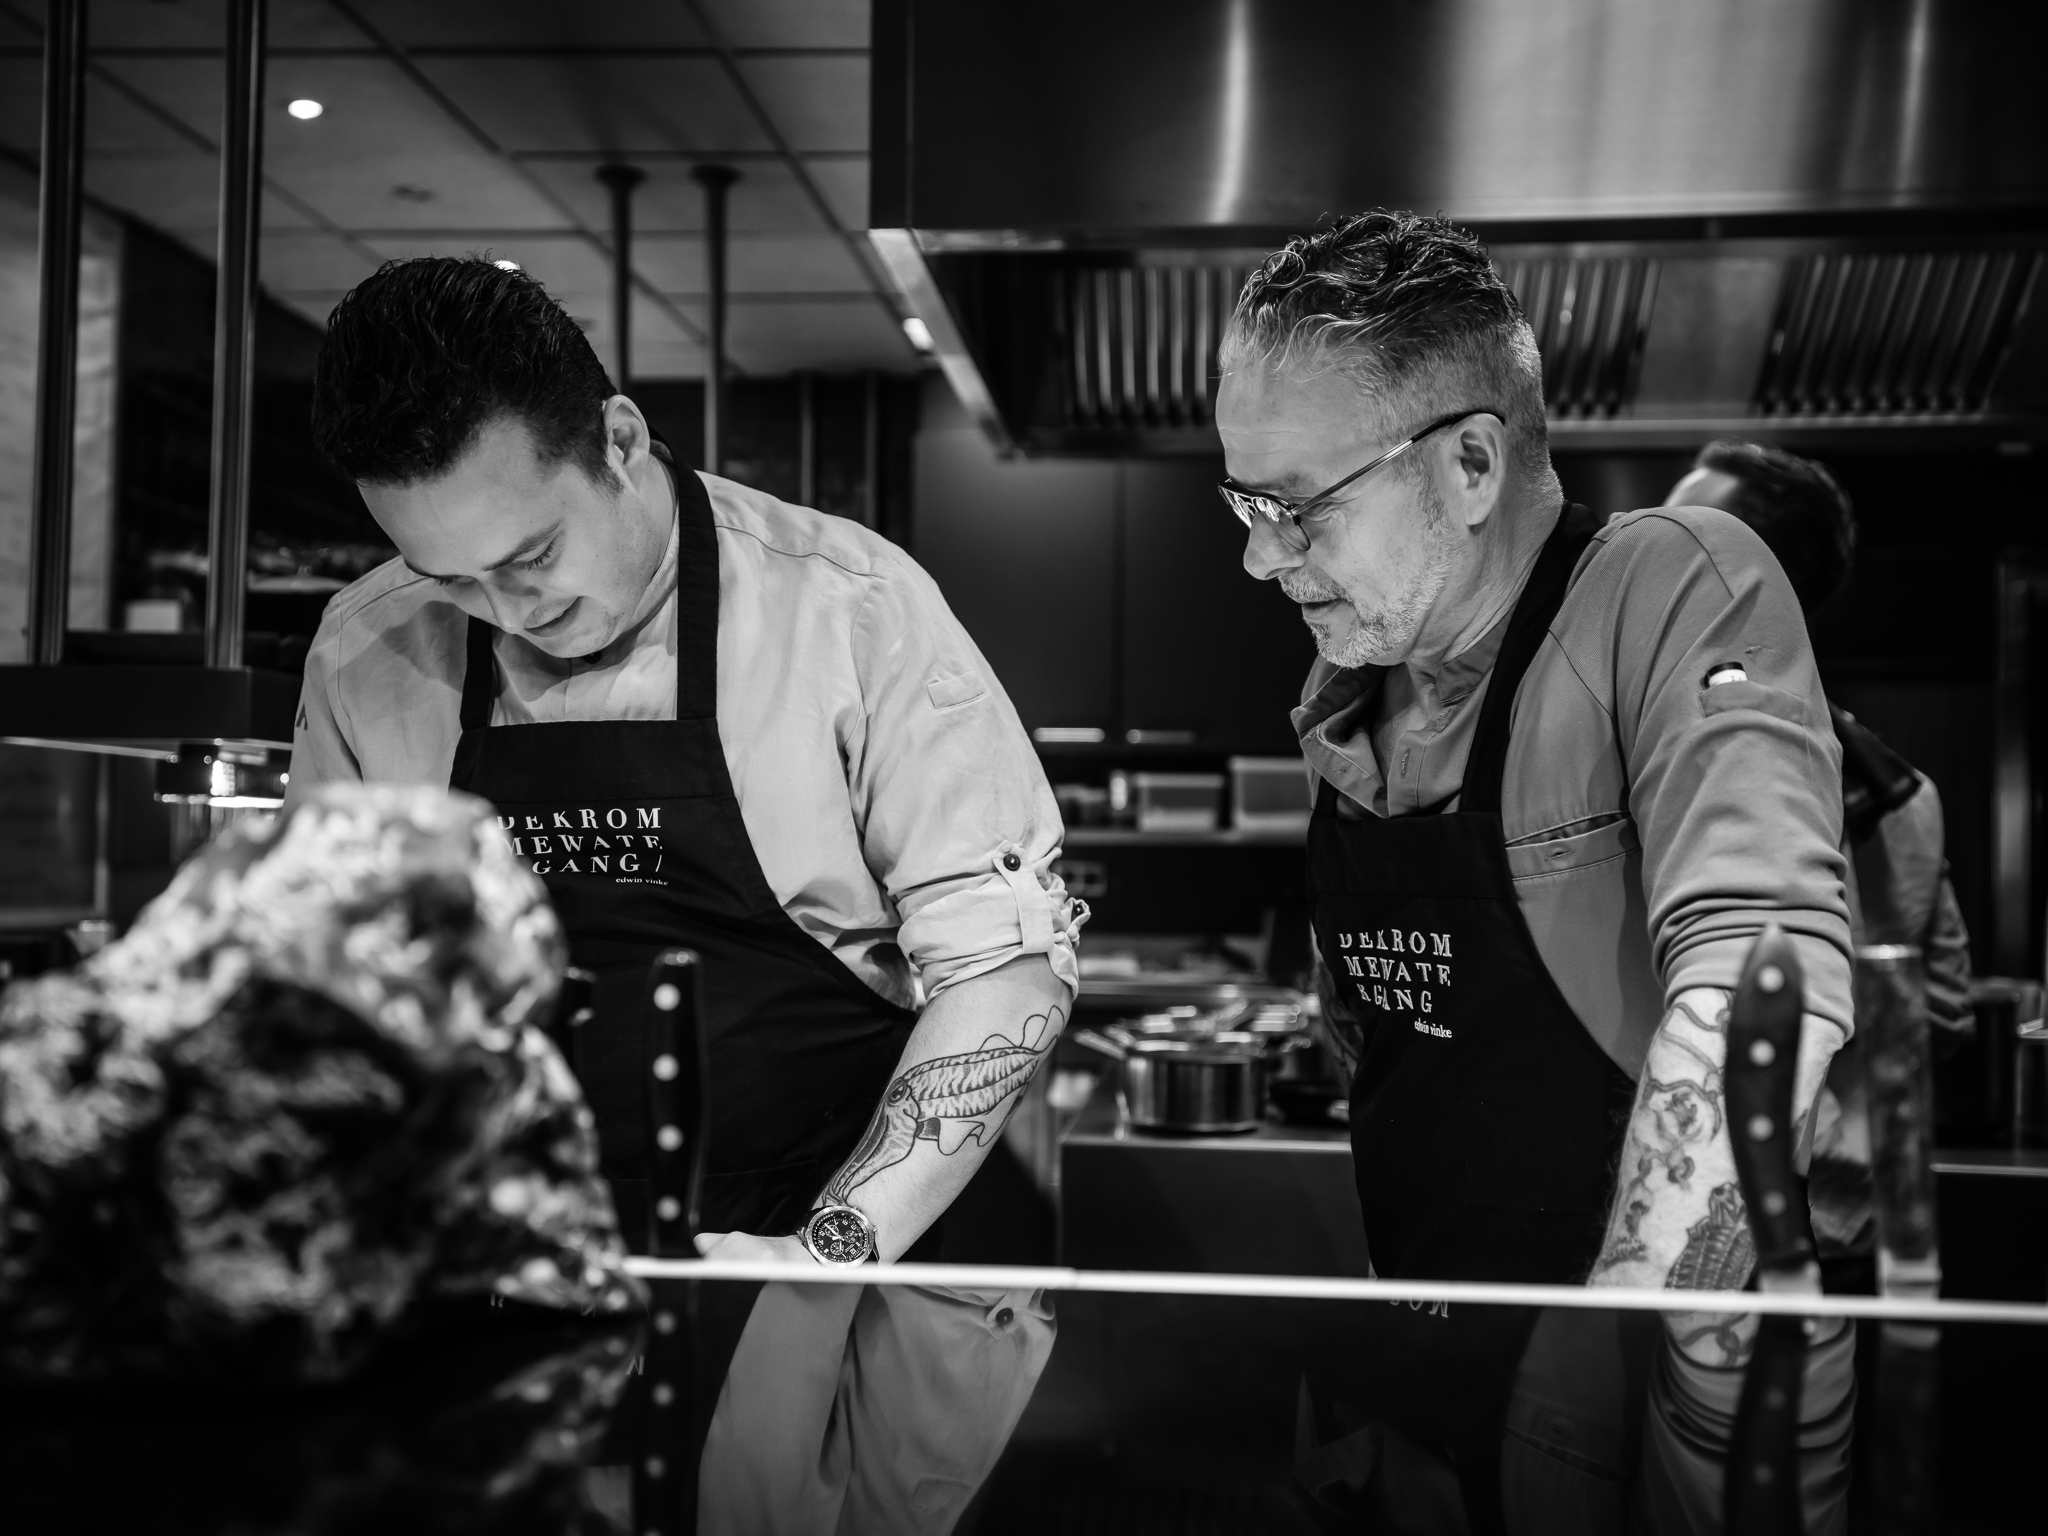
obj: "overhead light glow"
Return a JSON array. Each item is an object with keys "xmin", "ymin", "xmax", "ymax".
[
  {"xmin": 901, "ymin": 315, "xmax": 934, "ymax": 353},
  {"xmin": 493, "ymin": 258, "xmax": 521, "ymax": 271},
  {"xmin": 287, "ymin": 98, "xmax": 324, "ymax": 120}
]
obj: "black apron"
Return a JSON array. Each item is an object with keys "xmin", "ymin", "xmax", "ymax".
[
  {"xmin": 448, "ymin": 455, "xmax": 918, "ymax": 1244},
  {"xmin": 1307, "ymin": 509, "xmax": 1634, "ymax": 1533}
]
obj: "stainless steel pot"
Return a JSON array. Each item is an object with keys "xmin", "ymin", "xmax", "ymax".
[{"xmin": 1117, "ymin": 1036, "xmax": 1266, "ymax": 1134}]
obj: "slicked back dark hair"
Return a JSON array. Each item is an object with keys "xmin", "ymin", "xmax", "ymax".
[
  {"xmin": 1694, "ymin": 440, "xmax": 1857, "ymax": 614},
  {"xmin": 312, "ymin": 256, "xmax": 616, "ymax": 486},
  {"xmin": 1220, "ymin": 210, "xmax": 1554, "ymax": 485}
]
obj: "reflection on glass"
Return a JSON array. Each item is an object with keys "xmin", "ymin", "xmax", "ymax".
[{"xmin": 1856, "ymin": 944, "xmax": 1941, "ymax": 1299}]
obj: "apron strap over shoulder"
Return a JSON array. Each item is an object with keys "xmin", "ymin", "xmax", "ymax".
[
  {"xmin": 1458, "ymin": 505, "xmax": 1596, "ymax": 815},
  {"xmin": 671, "ymin": 460, "xmax": 719, "ymax": 724},
  {"xmin": 459, "ymin": 613, "xmax": 496, "ymax": 733}
]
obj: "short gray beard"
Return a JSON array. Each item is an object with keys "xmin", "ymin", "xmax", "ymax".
[{"xmin": 1290, "ymin": 477, "xmax": 1460, "ymax": 669}]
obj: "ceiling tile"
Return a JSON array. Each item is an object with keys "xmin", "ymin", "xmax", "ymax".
[
  {"xmin": 348, "ymin": 0, "xmax": 710, "ymax": 50},
  {"xmin": 0, "ymin": 60, "xmax": 222, "ymax": 159},
  {"xmin": 85, "ymin": 0, "xmax": 231, "ymax": 50},
  {"xmin": 724, "ymin": 297, "xmax": 913, "ymax": 374},
  {"xmin": 85, "ymin": 164, "xmax": 320, "ymax": 244},
  {"xmin": 633, "ymin": 231, "xmax": 874, "ymax": 295},
  {"xmin": 258, "ymin": 228, "xmax": 381, "ymax": 292},
  {"xmin": 805, "ymin": 158, "xmax": 869, "ymax": 230},
  {"xmin": 518, "ymin": 157, "xmax": 833, "ymax": 236},
  {"xmin": 363, "ymin": 230, "xmax": 613, "ymax": 295},
  {"xmin": 697, "ymin": 0, "xmax": 870, "ymax": 51},
  {"xmin": 99, "ymin": 55, "xmax": 575, "ymax": 231},
  {"xmin": 732, "ymin": 56, "xmax": 868, "ymax": 154},
  {"xmin": 414, "ymin": 55, "xmax": 768, "ymax": 156}
]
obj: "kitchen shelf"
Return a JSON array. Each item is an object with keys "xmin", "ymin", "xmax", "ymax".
[
  {"xmin": 0, "ymin": 664, "xmax": 299, "ymax": 754},
  {"xmin": 1932, "ymin": 1147, "xmax": 2048, "ymax": 1178},
  {"xmin": 1062, "ymin": 827, "xmax": 1307, "ymax": 848}
]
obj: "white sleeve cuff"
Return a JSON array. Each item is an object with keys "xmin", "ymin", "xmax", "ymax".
[{"xmin": 905, "ymin": 842, "xmax": 1087, "ymax": 1000}]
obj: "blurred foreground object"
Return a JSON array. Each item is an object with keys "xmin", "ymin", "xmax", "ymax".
[{"xmin": 0, "ymin": 784, "xmax": 641, "ymax": 1386}]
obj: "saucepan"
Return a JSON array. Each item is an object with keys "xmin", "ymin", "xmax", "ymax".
[{"xmin": 1073, "ymin": 1027, "xmax": 1267, "ymax": 1134}]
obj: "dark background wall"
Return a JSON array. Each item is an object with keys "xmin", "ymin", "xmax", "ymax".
[
  {"xmin": 912, "ymin": 386, "xmax": 2043, "ymax": 970},
  {"xmin": 1564, "ymin": 447, "xmax": 2039, "ymax": 977},
  {"xmin": 113, "ymin": 220, "xmax": 378, "ymax": 622}
]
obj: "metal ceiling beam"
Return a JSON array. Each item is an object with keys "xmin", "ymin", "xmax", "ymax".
[
  {"xmin": 203, "ymin": 0, "xmax": 266, "ymax": 671},
  {"xmin": 323, "ymin": 0, "xmax": 719, "ymax": 360},
  {"xmin": 676, "ymin": 0, "xmax": 907, "ymax": 340}
]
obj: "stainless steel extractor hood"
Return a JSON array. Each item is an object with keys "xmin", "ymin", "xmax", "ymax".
[{"xmin": 868, "ymin": 0, "xmax": 2048, "ymax": 452}]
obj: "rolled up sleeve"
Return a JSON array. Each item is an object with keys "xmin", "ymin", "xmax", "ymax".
[
  {"xmin": 845, "ymin": 551, "xmax": 1084, "ymax": 1000},
  {"xmin": 1606, "ymin": 511, "xmax": 1854, "ymax": 1037}
]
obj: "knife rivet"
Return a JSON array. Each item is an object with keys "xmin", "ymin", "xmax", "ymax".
[
  {"xmin": 1749, "ymin": 1039, "xmax": 1776, "ymax": 1066},
  {"xmin": 1757, "ymin": 965, "xmax": 1784, "ymax": 994},
  {"xmin": 1764, "ymin": 1191, "xmax": 1786, "ymax": 1216},
  {"xmin": 653, "ymin": 1054, "xmax": 678, "ymax": 1080},
  {"xmin": 654, "ymin": 983, "xmax": 681, "ymax": 1011},
  {"xmin": 1748, "ymin": 1114, "xmax": 1774, "ymax": 1141}
]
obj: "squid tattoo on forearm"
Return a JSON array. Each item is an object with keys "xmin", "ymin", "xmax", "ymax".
[{"xmin": 823, "ymin": 1006, "xmax": 1064, "ymax": 1205}]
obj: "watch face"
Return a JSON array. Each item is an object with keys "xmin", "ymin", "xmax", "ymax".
[{"xmin": 807, "ymin": 1206, "xmax": 873, "ymax": 1264}]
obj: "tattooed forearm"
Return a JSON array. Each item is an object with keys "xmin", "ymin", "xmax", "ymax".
[
  {"xmin": 1669, "ymin": 1183, "xmax": 1756, "ymax": 1289},
  {"xmin": 1590, "ymin": 989, "xmax": 1752, "ymax": 1287},
  {"xmin": 823, "ymin": 1006, "xmax": 1063, "ymax": 1206}
]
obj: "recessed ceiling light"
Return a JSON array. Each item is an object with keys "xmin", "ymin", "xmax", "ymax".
[
  {"xmin": 286, "ymin": 98, "xmax": 323, "ymax": 120},
  {"xmin": 902, "ymin": 316, "xmax": 934, "ymax": 353},
  {"xmin": 493, "ymin": 259, "xmax": 520, "ymax": 271}
]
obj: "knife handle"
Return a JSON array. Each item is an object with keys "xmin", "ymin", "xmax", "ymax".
[
  {"xmin": 645, "ymin": 949, "xmax": 708, "ymax": 1259},
  {"xmin": 545, "ymin": 966, "xmax": 597, "ymax": 1064},
  {"xmin": 1726, "ymin": 1312, "xmax": 1808, "ymax": 1535},
  {"xmin": 1727, "ymin": 924, "xmax": 1816, "ymax": 1283}
]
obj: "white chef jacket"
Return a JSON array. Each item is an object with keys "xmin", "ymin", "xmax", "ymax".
[{"xmin": 287, "ymin": 469, "xmax": 1083, "ymax": 1008}]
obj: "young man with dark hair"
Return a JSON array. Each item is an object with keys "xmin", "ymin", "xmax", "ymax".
[
  {"xmin": 1217, "ymin": 212, "xmax": 1855, "ymax": 1531},
  {"xmin": 292, "ymin": 256, "xmax": 1080, "ymax": 1533},
  {"xmin": 1668, "ymin": 440, "xmax": 1974, "ymax": 1274}
]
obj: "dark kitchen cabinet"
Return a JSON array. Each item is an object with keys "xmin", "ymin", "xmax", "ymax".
[
  {"xmin": 1120, "ymin": 459, "xmax": 1313, "ymax": 754},
  {"xmin": 913, "ymin": 389, "xmax": 1313, "ymax": 753}
]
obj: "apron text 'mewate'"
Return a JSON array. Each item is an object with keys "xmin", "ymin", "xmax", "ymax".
[
  {"xmin": 497, "ymin": 806, "xmax": 664, "ymax": 878},
  {"xmin": 1332, "ymin": 927, "xmax": 1454, "ymax": 1038}
]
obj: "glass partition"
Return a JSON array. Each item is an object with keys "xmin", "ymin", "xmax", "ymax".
[{"xmin": 6, "ymin": 1267, "xmax": 2038, "ymax": 1534}]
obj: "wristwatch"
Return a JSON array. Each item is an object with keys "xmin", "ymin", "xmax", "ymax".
[{"xmin": 798, "ymin": 1203, "xmax": 880, "ymax": 1265}]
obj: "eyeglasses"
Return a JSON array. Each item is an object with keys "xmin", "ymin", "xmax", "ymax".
[{"xmin": 1217, "ymin": 408, "xmax": 1504, "ymax": 552}]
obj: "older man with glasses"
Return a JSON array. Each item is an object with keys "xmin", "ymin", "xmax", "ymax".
[{"xmin": 1217, "ymin": 212, "xmax": 1856, "ymax": 1534}]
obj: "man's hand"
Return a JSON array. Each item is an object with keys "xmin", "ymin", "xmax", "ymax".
[
  {"xmin": 694, "ymin": 1231, "xmax": 813, "ymax": 1265},
  {"xmin": 1588, "ymin": 985, "xmax": 1844, "ymax": 1366}
]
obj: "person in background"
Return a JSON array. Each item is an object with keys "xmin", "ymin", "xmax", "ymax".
[{"xmin": 1666, "ymin": 441, "xmax": 1974, "ymax": 1280}]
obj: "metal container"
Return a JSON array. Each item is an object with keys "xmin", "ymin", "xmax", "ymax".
[{"xmin": 1118, "ymin": 1036, "xmax": 1265, "ymax": 1134}]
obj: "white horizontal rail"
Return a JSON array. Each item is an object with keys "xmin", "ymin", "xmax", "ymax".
[{"xmin": 619, "ymin": 1258, "xmax": 2048, "ymax": 1327}]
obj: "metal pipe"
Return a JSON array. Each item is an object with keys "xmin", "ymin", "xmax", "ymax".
[
  {"xmin": 691, "ymin": 164, "xmax": 738, "ymax": 474},
  {"xmin": 594, "ymin": 163, "xmax": 643, "ymax": 391},
  {"xmin": 204, "ymin": 0, "xmax": 267, "ymax": 671},
  {"xmin": 28, "ymin": 0, "xmax": 88, "ymax": 666}
]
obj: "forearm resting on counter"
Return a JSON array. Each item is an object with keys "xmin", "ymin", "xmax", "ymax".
[
  {"xmin": 815, "ymin": 953, "xmax": 1070, "ymax": 1262},
  {"xmin": 1588, "ymin": 986, "xmax": 1846, "ymax": 1364}
]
